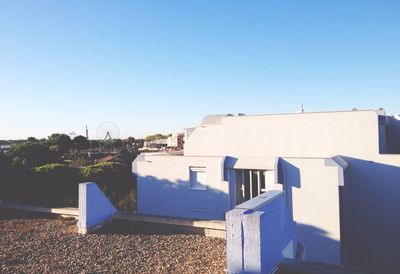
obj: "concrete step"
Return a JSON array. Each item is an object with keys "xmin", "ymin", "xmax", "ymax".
[
  {"xmin": 0, "ymin": 200, "xmax": 78, "ymax": 218},
  {"xmin": 113, "ymin": 212, "xmax": 226, "ymax": 238}
]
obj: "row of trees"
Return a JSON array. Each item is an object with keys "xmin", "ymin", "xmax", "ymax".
[
  {"xmin": 0, "ymin": 134, "xmax": 140, "ymax": 210},
  {"xmin": 0, "ymin": 155, "xmax": 135, "ymax": 210},
  {"xmin": 24, "ymin": 134, "xmax": 141, "ymax": 156},
  {"xmin": 27, "ymin": 134, "xmax": 91, "ymax": 154},
  {"xmin": 145, "ymin": 133, "xmax": 171, "ymax": 141}
]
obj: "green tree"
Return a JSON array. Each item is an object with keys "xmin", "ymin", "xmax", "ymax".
[
  {"xmin": 27, "ymin": 137, "xmax": 38, "ymax": 142},
  {"xmin": 111, "ymin": 139, "xmax": 123, "ymax": 149},
  {"xmin": 80, "ymin": 162, "xmax": 135, "ymax": 211},
  {"xmin": 0, "ymin": 152, "xmax": 31, "ymax": 202},
  {"xmin": 90, "ymin": 140, "xmax": 100, "ymax": 149},
  {"xmin": 5, "ymin": 142, "xmax": 57, "ymax": 167},
  {"xmin": 48, "ymin": 133, "xmax": 71, "ymax": 154},
  {"xmin": 126, "ymin": 137, "xmax": 136, "ymax": 146},
  {"xmin": 48, "ymin": 133, "xmax": 61, "ymax": 144},
  {"xmin": 73, "ymin": 135, "xmax": 90, "ymax": 151},
  {"xmin": 145, "ymin": 133, "xmax": 167, "ymax": 141},
  {"xmin": 33, "ymin": 163, "xmax": 80, "ymax": 206},
  {"xmin": 0, "ymin": 152, "xmax": 13, "ymax": 196},
  {"xmin": 58, "ymin": 134, "xmax": 72, "ymax": 153}
]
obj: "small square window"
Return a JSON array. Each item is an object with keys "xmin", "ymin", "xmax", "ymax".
[{"xmin": 190, "ymin": 167, "xmax": 207, "ymax": 190}]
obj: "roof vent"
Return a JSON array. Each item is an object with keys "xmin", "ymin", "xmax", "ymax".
[{"xmin": 377, "ymin": 108, "xmax": 386, "ymax": 116}]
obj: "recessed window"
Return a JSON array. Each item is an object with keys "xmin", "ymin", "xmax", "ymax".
[
  {"xmin": 235, "ymin": 169, "xmax": 274, "ymax": 204},
  {"xmin": 190, "ymin": 167, "xmax": 207, "ymax": 190}
]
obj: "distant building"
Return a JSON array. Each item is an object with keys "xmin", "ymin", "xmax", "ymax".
[
  {"xmin": 167, "ymin": 133, "xmax": 184, "ymax": 149},
  {"xmin": 143, "ymin": 138, "xmax": 168, "ymax": 150},
  {"xmin": 0, "ymin": 140, "xmax": 15, "ymax": 152},
  {"xmin": 133, "ymin": 109, "xmax": 400, "ymax": 269}
]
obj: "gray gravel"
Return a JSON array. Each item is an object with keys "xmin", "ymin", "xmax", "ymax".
[{"xmin": 0, "ymin": 210, "xmax": 227, "ymax": 273}]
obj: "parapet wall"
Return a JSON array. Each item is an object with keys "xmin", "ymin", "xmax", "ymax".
[{"xmin": 226, "ymin": 190, "xmax": 296, "ymax": 273}]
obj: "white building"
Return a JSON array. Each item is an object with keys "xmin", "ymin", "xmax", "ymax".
[
  {"xmin": 132, "ymin": 109, "xmax": 400, "ymax": 269},
  {"xmin": 143, "ymin": 138, "xmax": 168, "ymax": 149},
  {"xmin": 167, "ymin": 133, "xmax": 184, "ymax": 149}
]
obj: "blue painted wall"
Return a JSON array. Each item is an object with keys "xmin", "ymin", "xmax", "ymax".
[
  {"xmin": 137, "ymin": 175, "xmax": 229, "ymax": 220},
  {"xmin": 341, "ymin": 157, "xmax": 400, "ymax": 271},
  {"xmin": 134, "ymin": 155, "xmax": 235, "ymax": 220},
  {"xmin": 78, "ymin": 182, "xmax": 117, "ymax": 231},
  {"xmin": 226, "ymin": 191, "xmax": 296, "ymax": 273},
  {"xmin": 378, "ymin": 115, "xmax": 400, "ymax": 154}
]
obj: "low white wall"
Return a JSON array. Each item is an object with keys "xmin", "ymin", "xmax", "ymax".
[
  {"xmin": 77, "ymin": 182, "xmax": 117, "ymax": 234},
  {"xmin": 226, "ymin": 191, "xmax": 296, "ymax": 273},
  {"xmin": 132, "ymin": 154, "xmax": 230, "ymax": 220},
  {"xmin": 279, "ymin": 157, "xmax": 344, "ymax": 265},
  {"xmin": 278, "ymin": 155, "xmax": 400, "ymax": 270}
]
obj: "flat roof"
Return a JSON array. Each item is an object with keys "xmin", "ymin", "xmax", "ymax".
[{"xmin": 222, "ymin": 109, "xmax": 384, "ymax": 119}]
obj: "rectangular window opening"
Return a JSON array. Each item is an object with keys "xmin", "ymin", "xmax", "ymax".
[
  {"xmin": 190, "ymin": 167, "xmax": 207, "ymax": 191},
  {"xmin": 235, "ymin": 169, "xmax": 273, "ymax": 204}
]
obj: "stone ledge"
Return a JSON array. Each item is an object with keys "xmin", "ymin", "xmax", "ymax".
[{"xmin": 0, "ymin": 201, "xmax": 78, "ymax": 218}]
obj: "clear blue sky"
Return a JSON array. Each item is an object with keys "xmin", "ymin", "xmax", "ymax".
[{"xmin": 1, "ymin": 1, "xmax": 399, "ymax": 139}]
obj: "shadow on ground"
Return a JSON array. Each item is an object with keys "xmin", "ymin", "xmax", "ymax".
[
  {"xmin": 0, "ymin": 209, "xmax": 57, "ymax": 221},
  {"xmin": 93, "ymin": 219, "xmax": 202, "ymax": 237}
]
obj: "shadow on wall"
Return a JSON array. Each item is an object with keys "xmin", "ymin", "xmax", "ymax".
[
  {"xmin": 296, "ymin": 223, "xmax": 340, "ymax": 263},
  {"xmin": 379, "ymin": 116, "xmax": 400, "ymax": 154},
  {"xmin": 136, "ymin": 175, "xmax": 229, "ymax": 220},
  {"xmin": 341, "ymin": 157, "xmax": 400, "ymax": 271},
  {"xmin": 278, "ymin": 159, "xmax": 301, "ymax": 218}
]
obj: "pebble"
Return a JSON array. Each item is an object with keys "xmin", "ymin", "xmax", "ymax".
[{"xmin": 0, "ymin": 210, "xmax": 227, "ymax": 273}]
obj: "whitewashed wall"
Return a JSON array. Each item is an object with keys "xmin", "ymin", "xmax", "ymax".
[
  {"xmin": 185, "ymin": 110, "xmax": 382, "ymax": 158},
  {"xmin": 279, "ymin": 157, "xmax": 345, "ymax": 265},
  {"xmin": 132, "ymin": 154, "xmax": 230, "ymax": 220}
]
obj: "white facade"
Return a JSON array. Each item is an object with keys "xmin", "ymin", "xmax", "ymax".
[
  {"xmin": 133, "ymin": 153, "xmax": 230, "ymax": 220},
  {"xmin": 184, "ymin": 110, "xmax": 393, "ymax": 158},
  {"xmin": 133, "ymin": 109, "xmax": 400, "ymax": 269}
]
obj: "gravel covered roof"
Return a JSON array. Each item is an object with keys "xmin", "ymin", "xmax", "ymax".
[{"xmin": 0, "ymin": 210, "xmax": 226, "ymax": 273}]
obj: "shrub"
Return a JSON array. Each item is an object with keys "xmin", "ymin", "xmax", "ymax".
[
  {"xmin": 5, "ymin": 142, "xmax": 57, "ymax": 167},
  {"xmin": 0, "ymin": 153, "xmax": 13, "ymax": 198},
  {"xmin": 81, "ymin": 162, "xmax": 135, "ymax": 211},
  {"xmin": 47, "ymin": 133, "xmax": 72, "ymax": 154},
  {"xmin": 73, "ymin": 135, "xmax": 90, "ymax": 151},
  {"xmin": 32, "ymin": 163, "xmax": 80, "ymax": 207},
  {"xmin": 1, "ymin": 154, "xmax": 135, "ymax": 211},
  {"xmin": 0, "ymin": 152, "xmax": 33, "ymax": 201},
  {"xmin": 115, "ymin": 188, "xmax": 136, "ymax": 212},
  {"xmin": 80, "ymin": 162, "xmax": 118, "ymax": 180}
]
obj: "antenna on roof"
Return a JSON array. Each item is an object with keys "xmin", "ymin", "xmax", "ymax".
[{"xmin": 296, "ymin": 104, "xmax": 304, "ymax": 114}]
